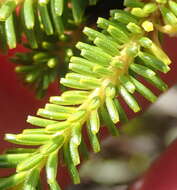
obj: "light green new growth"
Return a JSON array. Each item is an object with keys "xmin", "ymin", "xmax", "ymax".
[{"xmin": 1, "ymin": 0, "xmax": 177, "ymax": 189}]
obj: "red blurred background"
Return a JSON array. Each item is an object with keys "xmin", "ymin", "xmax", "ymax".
[{"xmin": 0, "ymin": 36, "xmax": 177, "ymax": 189}]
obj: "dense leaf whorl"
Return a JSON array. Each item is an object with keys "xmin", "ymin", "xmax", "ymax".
[{"xmin": 0, "ymin": 0, "xmax": 176, "ymax": 189}]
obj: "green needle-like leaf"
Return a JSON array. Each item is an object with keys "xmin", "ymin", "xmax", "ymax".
[{"xmin": 0, "ymin": 1, "xmax": 174, "ymax": 189}]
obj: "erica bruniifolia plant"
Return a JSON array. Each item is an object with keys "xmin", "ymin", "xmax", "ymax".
[
  {"xmin": 0, "ymin": 0, "xmax": 99, "ymax": 97},
  {"xmin": 0, "ymin": 0, "xmax": 177, "ymax": 189}
]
